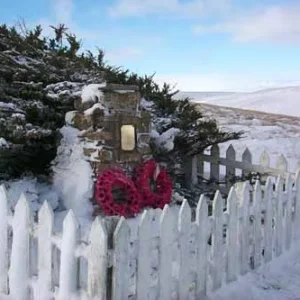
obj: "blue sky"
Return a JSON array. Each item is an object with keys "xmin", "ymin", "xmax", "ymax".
[{"xmin": 2, "ymin": 0, "xmax": 300, "ymax": 91}]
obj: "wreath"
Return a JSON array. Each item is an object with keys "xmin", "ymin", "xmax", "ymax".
[
  {"xmin": 95, "ymin": 168, "xmax": 141, "ymax": 217},
  {"xmin": 134, "ymin": 160, "xmax": 172, "ymax": 209}
]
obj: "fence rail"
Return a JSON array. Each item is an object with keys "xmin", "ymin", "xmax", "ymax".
[{"xmin": 1, "ymin": 170, "xmax": 300, "ymax": 299}]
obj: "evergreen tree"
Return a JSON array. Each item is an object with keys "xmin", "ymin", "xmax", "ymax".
[{"xmin": 0, "ymin": 22, "xmax": 242, "ymax": 184}]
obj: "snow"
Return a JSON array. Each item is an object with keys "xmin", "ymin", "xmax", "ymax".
[
  {"xmin": 208, "ymin": 242, "xmax": 300, "ymax": 300},
  {"xmin": 0, "ymin": 102, "xmax": 16, "ymax": 110},
  {"xmin": 65, "ymin": 111, "xmax": 77, "ymax": 126},
  {"xmin": 208, "ymin": 108, "xmax": 300, "ymax": 173},
  {"xmin": 2, "ymin": 178, "xmax": 59, "ymax": 213},
  {"xmin": 52, "ymin": 126, "xmax": 93, "ymax": 218},
  {"xmin": 151, "ymin": 127, "xmax": 180, "ymax": 152},
  {"xmin": 81, "ymin": 83, "xmax": 106, "ymax": 104},
  {"xmin": 0, "ymin": 138, "xmax": 8, "ymax": 148},
  {"xmin": 140, "ymin": 97, "xmax": 154, "ymax": 110},
  {"xmin": 186, "ymin": 86, "xmax": 300, "ymax": 117},
  {"xmin": 84, "ymin": 103, "xmax": 107, "ymax": 116}
]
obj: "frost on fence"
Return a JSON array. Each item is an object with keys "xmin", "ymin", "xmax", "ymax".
[{"xmin": 0, "ymin": 171, "xmax": 300, "ymax": 299}]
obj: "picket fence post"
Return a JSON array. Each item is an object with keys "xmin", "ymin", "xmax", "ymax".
[
  {"xmin": 239, "ymin": 181, "xmax": 250, "ymax": 275},
  {"xmin": 58, "ymin": 211, "xmax": 79, "ymax": 299},
  {"xmin": 295, "ymin": 170, "xmax": 300, "ymax": 240},
  {"xmin": 275, "ymin": 176, "xmax": 284, "ymax": 257},
  {"xmin": 276, "ymin": 155, "xmax": 288, "ymax": 172},
  {"xmin": 9, "ymin": 194, "xmax": 31, "ymax": 300},
  {"xmin": 36, "ymin": 201, "xmax": 53, "ymax": 299},
  {"xmin": 0, "ymin": 185, "xmax": 8, "ymax": 294},
  {"xmin": 211, "ymin": 191, "xmax": 224, "ymax": 290},
  {"xmin": 285, "ymin": 174, "xmax": 293, "ymax": 250},
  {"xmin": 242, "ymin": 148, "xmax": 252, "ymax": 177},
  {"xmin": 196, "ymin": 195, "xmax": 208, "ymax": 298},
  {"xmin": 159, "ymin": 205, "xmax": 176, "ymax": 300},
  {"xmin": 226, "ymin": 187, "xmax": 238, "ymax": 282},
  {"xmin": 88, "ymin": 217, "xmax": 108, "ymax": 300},
  {"xmin": 264, "ymin": 177, "xmax": 273, "ymax": 263},
  {"xmin": 178, "ymin": 200, "xmax": 192, "ymax": 299},
  {"xmin": 226, "ymin": 145, "xmax": 236, "ymax": 180},
  {"xmin": 137, "ymin": 210, "xmax": 152, "ymax": 299},
  {"xmin": 211, "ymin": 145, "xmax": 220, "ymax": 181},
  {"xmin": 112, "ymin": 217, "xmax": 129, "ymax": 300}
]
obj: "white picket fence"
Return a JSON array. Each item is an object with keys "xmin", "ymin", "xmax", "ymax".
[
  {"xmin": 1, "ymin": 171, "xmax": 300, "ymax": 299},
  {"xmin": 184, "ymin": 144, "xmax": 296, "ymax": 192}
]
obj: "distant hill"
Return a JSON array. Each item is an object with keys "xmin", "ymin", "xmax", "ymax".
[
  {"xmin": 174, "ymin": 91, "xmax": 239, "ymax": 100},
  {"xmin": 178, "ymin": 86, "xmax": 300, "ymax": 117}
]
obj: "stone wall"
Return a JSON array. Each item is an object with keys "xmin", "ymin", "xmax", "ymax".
[{"xmin": 70, "ymin": 83, "xmax": 152, "ymax": 175}]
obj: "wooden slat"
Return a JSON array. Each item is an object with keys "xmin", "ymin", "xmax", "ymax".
[
  {"xmin": 253, "ymin": 181, "xmax": 262, "ymax": 268},
  {"xmin": 295, "ymin": 170, "xmax": 300, "ymax": 241},
  {"xmin": 226, "ymin": 187, "xmax": 238, "ymax": 282},
  {"xmin": 9, "ymin": 194, "xmax": 31, "ymax": 300},
  {"xmin": 88, "ymin": 217, "xmax": 108, "ymax": 300},
  {"xmin": 210, "ymin": 145, "xmax": 220, "ymax": 181},
  {"xmin": 0, "ymin": 185, "xmax": 8, "ymax": 293},
  {"xmin": 285, "ymin": 174, "xmax": 293, "ymax": 250},
  {"xmin": 159, "ymin": 205, "xmax": 176, "ymax": 300},
  {"xmin": 136, "ymin": 210, "xmax": 152, "ymax": 299},
  {"xmin": 239, "ymin": 182, "xmax": 250, "ymax": 275},
  {"xmin": 275, "ymin": 176, "xmax": 284, "ymax": 257},
  {"xmin": 58, "ymin": 211, "xmax": 79, "ymax": 299},
  {"xmin": 178, "ymin": 200, "xmax": 192, "ymax": 299},
  {"xmin": 226, "ymin": 145, "xmax": 236, "ymax": 180},
  {"xmin": 196, "ymin": 195, "xmax": 208, "ymax": 298},
  {"xmin": 263, "ymin": 178, "xmax": 273, "ymax": 263},
  {"xmin": 211, "ymin": 191, "xmax": 224, "ymax": 290},
  {"xmin": 112, "ymin": 217, "xmax": 129, "ymax": 300},
  {"xmin": 36, "ymin": 201, "xmax": 54, "ymax": 299}
]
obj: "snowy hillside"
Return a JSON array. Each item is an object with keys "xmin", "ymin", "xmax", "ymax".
[
  {"xmin": 179, "ymin": 86, "xmax": 300, "ymax": 117},
  {"xmin": 197, "ymin": 103, "xmax": 300, "ymax": 173}
]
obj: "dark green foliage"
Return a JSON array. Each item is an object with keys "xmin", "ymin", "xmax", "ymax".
[{"xmin": 0, "ymin": 21, "xmax": 242, "ymax": 181}]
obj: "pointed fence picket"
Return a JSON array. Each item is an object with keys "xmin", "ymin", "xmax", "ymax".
[
  {"xmin": 238, "ymin": 181, "xmax": 251, "ymax": 275},
  {"xmin": 211, "ymin": 191, "xmax": 224, "ymax": 291},
  {"xmin": 275, "ymin": 176, "xmax": 284, "ymax": 257},
  {"xmin": 285, "ymin": 174, "xmax": 293, "ymax": 250},
  {"xmin": 186, "ymin": 144, "xmax": 297, "ymax": 193},
  {"xmin": 9, "ymin": 194, "xmax": 31, "ymax": 300},
  {"xmin": 0, "ymin": 185, "xmax": 8, "ymax": 294},
  {"xmin": 58, "ymin": 211, "xmax": 79, "ymax": 299},
  {"xmin": 196, "ymin": 196, "xmax": 208, "ymax": 298},
  {"xmin": 253, "ymin": 181, "xmax": 262, "ymax": 269},
  {"xmin": 263, "ymin": 178, "xmax": 273, "ymax": 263},
  {"xmin": 159, "ymin": 205, "xmax": 176, "ymax": 300},
  {"xmin": 295, "ymin": 171, "xmax": 300, "ymax": 240},
  {"xmin": 1, "ymin": 169, "xmax": 300, "ymax": 300},
  {"xmin": 226, "ymin": 188, "xmax": 238, "ymax": 283},
  {"xmin": 178, "ymin": 200, "xmax": 192, "ymax": 299},
  {"xmin": 112, "ymin": 217, "xmax": 129, "ymax": 300},
  {"xmin": 36, "ymin": 201, "xmax": 53, "ymax": 298},
  {"xmin": 88, "ymin": 217, "xmax": 108, "ymax": 300},
  {"xmin": 136, "ymin": 210, "xmax": 153, "ymax": 300}
]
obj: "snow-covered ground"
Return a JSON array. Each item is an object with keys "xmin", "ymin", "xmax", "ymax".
[
  {"xmin": 208, "ymin": 243, "xmax": 300, "ymax": 300},
  {"xmin": 178, "ymin": 86, "xmax": 300, "ymax": 118},
  {"xmin": 2, "ymin": 84, "xmax": 300, "ymax": 299},
  {"xmin": 197, "ymin": 103, "xmax": 300, "ymax": 173}
]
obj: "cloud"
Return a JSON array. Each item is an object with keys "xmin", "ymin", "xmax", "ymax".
[
  {"xmin": 105, "ymin": 47, "xmax": 143, "ymax": 62},
  {"xmin": 193, "ymin": 4, "xmax": 300, "ymax": 43},
  {"xmin": 53, "ymin": 0, "xmax": 73, "ymax": 24},
  {"xmin": 109, "ymin": 0, "xmax": 231, "ymax": 18}
]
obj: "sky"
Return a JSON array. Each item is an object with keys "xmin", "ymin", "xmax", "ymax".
[{"xmin": 1, "ymin": 0, "xmax": 300, "ymax": 92}]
